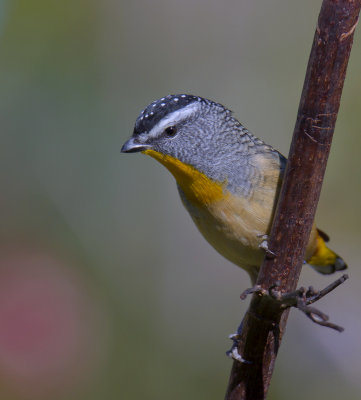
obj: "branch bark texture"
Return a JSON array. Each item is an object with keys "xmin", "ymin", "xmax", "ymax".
[{"xmin": 225, "ymin": 1, "xmax": 361, "ymax": 399}]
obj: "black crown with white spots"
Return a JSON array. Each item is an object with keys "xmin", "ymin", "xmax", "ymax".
[{"xmin": 133, "ymin": 94, "xmax": 213, "ymax": 135}]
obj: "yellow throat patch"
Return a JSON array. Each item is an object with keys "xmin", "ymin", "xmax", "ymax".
[{"xmin": 143, "ymin": 149, "xmax": 226, "ymax": 206}]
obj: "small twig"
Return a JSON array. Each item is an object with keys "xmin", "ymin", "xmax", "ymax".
[
  {"xmin": 239, "ymin": 274, "xmax": 349, "ymax": 332},
  {"xmin": 240, "ymin": 285, "xmax": 265, "ymax": 300},
  {"xmin": 296, "ymin": 296, "xmax": 344, "ymax": 332},
  {"xmin": 306, "ymin": 274, "xmax": 349, "ymax": 305}
]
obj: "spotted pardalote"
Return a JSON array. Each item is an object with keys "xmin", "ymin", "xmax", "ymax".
[{"xmin": 121, "ymin": 94, "xmax": 347, "ymax": 284}]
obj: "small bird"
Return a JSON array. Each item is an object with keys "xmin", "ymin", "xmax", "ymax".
[{"xmin": 121, "ymin": 94, "xmax": 347, "ymax": 284}]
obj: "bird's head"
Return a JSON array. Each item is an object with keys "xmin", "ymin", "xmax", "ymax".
[
  {"xmin": 121, "ymin": 94, "xmax": 278, "ymax": 199},
  {"xmin": 122, "ymin": 95, "xmax": 244, "ymax": 205},
  {"xmin": 122, "ymin": 94, "xmax": 246, "ymax": 169}
]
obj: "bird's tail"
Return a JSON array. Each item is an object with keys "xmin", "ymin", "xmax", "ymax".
[{"xmin": 307, "ymin": 230, "xmax": 347, "ymax": 274}]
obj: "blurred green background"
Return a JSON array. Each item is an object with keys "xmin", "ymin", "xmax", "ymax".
[{"xmin": 0, "ymin": 0, "xmax": 360, "ymax": 399}]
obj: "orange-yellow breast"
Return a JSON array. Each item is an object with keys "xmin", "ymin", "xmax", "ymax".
[
  {"xmin": 144, "ymin": 149, "xmax": 277, "ymax": 271},
  {"xmin": 143, "ymin": 149, "xmax": 336, "ymax": 279}
]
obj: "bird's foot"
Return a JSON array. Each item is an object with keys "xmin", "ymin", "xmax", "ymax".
[
  {"xmin": 257, "ymin": 234, "xmax": 276, "ymax": 258},
  {"xmin": 226, "ymin": 331, "xmax": 252, "ymax": 364}
]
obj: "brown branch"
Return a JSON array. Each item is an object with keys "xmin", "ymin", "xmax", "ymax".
[{"xmin": 225, "ymin": 1, "xmax": 361, "ymax": 399}]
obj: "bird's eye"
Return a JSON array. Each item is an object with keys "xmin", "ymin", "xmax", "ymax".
[{"xmin": 164, "ymin": 126, "xmax": 177, "ymax": 137}]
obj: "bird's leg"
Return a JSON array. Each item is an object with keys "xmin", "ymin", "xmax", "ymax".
[{"xmin": 257, "ymin": 234, "xmax": 276, "ymax": 258}]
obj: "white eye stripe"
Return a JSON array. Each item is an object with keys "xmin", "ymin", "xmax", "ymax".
[{"xmin": 147, "ymin": 102, "xmax": 200, "ymax": 139}]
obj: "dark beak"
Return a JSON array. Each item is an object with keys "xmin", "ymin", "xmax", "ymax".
[{"xmin": 121, "ymin": 137, "xmax": 151, "ymax": 153}]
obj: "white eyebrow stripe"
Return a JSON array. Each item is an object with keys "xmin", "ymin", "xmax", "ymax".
[{"xmin": 147, "ymin": 102, "xmax": 201, "ymax": 139}]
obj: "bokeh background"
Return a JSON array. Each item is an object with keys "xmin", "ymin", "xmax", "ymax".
[{"xmin": 1, "ymin": 0, "xmax": 360, "ymax": 399}]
